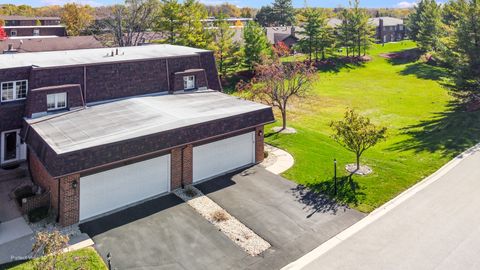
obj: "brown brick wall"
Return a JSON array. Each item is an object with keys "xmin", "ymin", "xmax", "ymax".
[
  {"xmin": 8, "ymin": 27, "xmax": 66, "ymax": 37},
  {"xmin": 29, "ymin": 150, "xmax": 58, "ymax": 212},
  {"xmin": 172, "ymin": 70, "xmax": 208, "ymax": 92},
  {"xmin": 170, "ymin": 147, "xmax": 182, "ymax": 190},
  {"xmin": 24, "ymin": 84, "xmax": 84, "ymax": 118},
  {"xmin": 255, "ymin": 126, "xmax": 265, "ymax": 163},
  {"xmin": 182, "ymin": 145, "xmax": 193, "ymax": 185},
  {"xmin": 170, "ymin": 145, "xmax": 193, "ymax": 190},
  {"xmin": 20, "ymin": 191, "xmax": 50, "ymax": 214},
  {"xmin": 58, "ymin": 174, "xmax": 80, "ymax": 226}
]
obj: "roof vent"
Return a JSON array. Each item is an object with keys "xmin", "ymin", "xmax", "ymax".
[{"xmin": 3, "ymin": 43, "xmax": 17, "ymax": 54}]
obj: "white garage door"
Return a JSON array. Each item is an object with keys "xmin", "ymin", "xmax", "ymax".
[
  {"xmin": 80, "ymin": 154, "xmax": 170, "ymax": 221},
  {"xmin": 193, "ymin": 132, "xmax": 255, "ymax": 183}
]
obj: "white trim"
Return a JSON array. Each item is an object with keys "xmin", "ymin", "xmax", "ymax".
[
  {"xmin": 0, "ymin": 80, "xmax": 28, "ymax": 103},
  {"xmin": 0, "ymin": 129, "xmax": 25, "ymax": 165},
  {"xmin": 183, "ymin": 75, "xmax": 196, "ymax": 90},
  {"xmin": 47, "ymin": 92, "xmax": 67, "ymax": 111}
]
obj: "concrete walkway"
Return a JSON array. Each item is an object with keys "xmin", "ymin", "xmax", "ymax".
[
  {"xmin": 284, "ymin": 143, "xmax": 480, "ymax": 270},
  {"xmin": 261, "ymin": 144, "xmax": 294, "ymax": 175},
  {"xmin": 0, "ymin": 217, "xmax": 32, "ymax": 246}
]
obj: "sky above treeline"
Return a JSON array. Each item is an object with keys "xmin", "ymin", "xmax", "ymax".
[{"xmin": 3, "ymin": 0, "xmax": 419, "ymax": 9}]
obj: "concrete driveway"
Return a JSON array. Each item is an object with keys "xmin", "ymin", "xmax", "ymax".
[{"xmin": 80, "ymin": 166, "xmax": 364, "ymax": 270}]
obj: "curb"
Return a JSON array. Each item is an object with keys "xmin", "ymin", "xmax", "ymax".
[{"xmin": 282, "ymin": 142, "xmax": 480, "ymax": 270}]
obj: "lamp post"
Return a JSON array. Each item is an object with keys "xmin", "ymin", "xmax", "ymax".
[{"xmin": 334, "ymin": 159, "xmax": 337, "ymax": 196}]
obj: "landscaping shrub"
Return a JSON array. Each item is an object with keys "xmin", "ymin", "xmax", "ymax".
[
  {"xmin": 264, "ymin": 151, "xmax": 269, "ymax": 159},
  {"xmin": 28, "ymin": 206, "xmax": 49, "ymax": 223},
  {"xmin": 184, "ymin": 186, "xmax": 197, "ymax": 197},
  {"xmin": 211, "ymin": 210, "xmax": 229, "ymax": 222}
]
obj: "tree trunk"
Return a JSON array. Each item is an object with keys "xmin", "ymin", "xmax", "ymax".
[
  {"xmin": 281, "ymin": 109, "xmax": 287, "ymax": 130},
  {"xmin": 356, "ymin": 153, "xmax": 360, "ymax": 170}
]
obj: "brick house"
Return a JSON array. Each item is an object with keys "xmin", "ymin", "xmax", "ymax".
[
  {"xmin": 0, "ymin": 44, "xmax": 274, "ymax": 226},
  {"xmin": 369, "ymin": 17, "xmax": 407, "ymax": 43},
  {"xmin": 0, "ymin": 15, "xmax": 66, "ymax": 38}
]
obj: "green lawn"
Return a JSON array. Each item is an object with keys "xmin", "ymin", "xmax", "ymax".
[
  {"xmin": 265, "ymin": 41, "xmax": 480, "ymax": 212},
  {"xmin": 5, "ymin": 247, "xmax": 107, "ymax": 270}
]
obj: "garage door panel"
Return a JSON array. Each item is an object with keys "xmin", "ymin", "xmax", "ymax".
[
  {"xmin": 193, "ymin": 132, "xmax": 255, "ymax": 183},
  {"xmin": 80, "ymin": 155, "xmax": 170, "ymax": 221}
]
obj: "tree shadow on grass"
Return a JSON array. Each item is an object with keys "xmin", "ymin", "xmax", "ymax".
[
  {"xmin": 290, "ymin": 175, "xmax": 364, "ymax": 218},
  {"xmin": 316, "ymin": 56, "xmax": 368, "ymax": 74},
  {"xmin": 399, "ymin": 62, "xmax": 450, "ymax": 81},
  {"xmin": 388, "ymin": 100, "xmax": 480, "ymax": 158},
  {"xmin": 383, "ymin": 48, "xmax": 422, "ymax": 65}
]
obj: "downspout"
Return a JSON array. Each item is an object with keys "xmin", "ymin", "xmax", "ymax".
[
  {"xmin": 165, "ymin": 59, "xmax": 170, "ymax": 92},
  {"xmin": 180, "ymin": 146, "xmax": 185, "ymax": 189},
  {"xmin": 83, "ymin": 66, "xmax": 87, "ymax": 102},
  {"xmin": 57, "ymin": 177, "xmax": 60, "ymax": 223}
]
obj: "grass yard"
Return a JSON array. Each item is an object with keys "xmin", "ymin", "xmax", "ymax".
[
  {"xmin": 264, "ymin": 41, "xmax": 480, "ymax": 212},
  {"xmin": 4, "ymin": 247, "xmax": 107, "ymax": 270}
]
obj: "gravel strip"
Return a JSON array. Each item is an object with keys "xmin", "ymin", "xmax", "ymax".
[{"xmin": 174, "ymin": 186, "xmax": 271, "ymax": 256}]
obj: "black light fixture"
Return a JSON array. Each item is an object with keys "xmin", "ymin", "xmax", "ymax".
[
  {"xmin": 258, "ymin": 129, "xmax": 263, "ymax": 136},
  {"xmin": 72, "ymin": 180, "xmax": 78, "ymax": 189}
]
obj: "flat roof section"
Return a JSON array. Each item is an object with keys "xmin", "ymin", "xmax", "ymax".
[
  {"xmin": 0, "ymin": 44, "xmax": 210, "ymax": 69},
  {"xmin": 27, "ymin": 90, "xmax": 271, "ymax": 154}
]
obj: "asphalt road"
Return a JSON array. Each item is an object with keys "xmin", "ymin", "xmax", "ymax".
[{"xmin": 295, "ymin": 146, "xmax": 480, "ymax": 270}]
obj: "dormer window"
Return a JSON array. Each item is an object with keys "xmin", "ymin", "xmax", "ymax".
[
  {"xmin": 183, "ymin": 75, "xmax": 195, "ymax": 90},
  {"xmin": 47, "ymin": 93, "xmax": 67, "ymax": 111},
  {"xmin": 1, "ymin": 80, "xmax": 28, "ymax": 102}
]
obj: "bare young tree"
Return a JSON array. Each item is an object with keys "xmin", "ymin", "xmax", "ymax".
[
  {"xmin": 104, "ymin": 0, "xmax": 160, "ymax": 47},
  {"xmin": 240, "ymin": 60, "xmax": 315, "ymax": 131},
  {"xmin": 31, "ymin": 230, "xmax": 70, "ymax": 270},
  {"xmin": 330, "ymin": 108, "xmax": 387, "ymax": 170}
]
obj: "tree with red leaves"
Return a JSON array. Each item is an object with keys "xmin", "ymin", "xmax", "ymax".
[
  {"xmin": 238, "ymin": 59, "xmax": 315, "ymax": 131},
  {"xmin": 0, "ymin": 19, "xmax": 7, "ymax": 41},
  {"xmin": 273, "ymin": 41, "xmax": 291, "ymax": 57}
]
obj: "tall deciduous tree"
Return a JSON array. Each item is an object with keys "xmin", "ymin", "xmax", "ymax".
[
  {"xmin": 243, "ymin": 21, "xmax": 272, "ymax": 71},
  {"xmin": 105, "ymin": 0, "xmax": 160, "ymax": 47},
  {"xmin": 330, "ymin": 108, "xmax": 387, "ymax": 170},
  {"xmin": 61, "ymin": 3, "xmax": 94, "ymax": 36},
  {"xmin": 245, "ymin": 60, "xmax": 315, "ymax": 130}
]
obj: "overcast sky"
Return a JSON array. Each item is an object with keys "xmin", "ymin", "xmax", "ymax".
[{"xmin": 4, "ymin": 0, "xmax": 418, "ymax": 9}]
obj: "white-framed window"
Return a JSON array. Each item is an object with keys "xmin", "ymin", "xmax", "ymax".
[
  {"xmin": 10, "ymin": 30, "xmax": 17, "ymax": 37},
  {"xmin": 183, "ymin": 75, "xmax": 196, "ymax": 90},
  {"xmin": 47, "ymin": 92, "xmax": 67, "ymax": 111},
  {"xmin": 1, "ymin": 80, "xmax": 28, "ymax": 102},
  {"xmin": 33, "ymin": 29, "xmax": 40, "ymax": 36}
]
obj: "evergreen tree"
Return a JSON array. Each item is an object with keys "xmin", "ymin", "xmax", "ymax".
[
  {"xmin": 256, "ymin": 6, "xmax": 276, "ymax": 27},
  {"xmin": 297, "ymin": 8, "xmax": 335, "ymax": 61},
  {"xmin": 243, "ymin": 21, "xmax": 272, "ymax": 71},
  {"xmin": 177, "ymin": 0, "xmax": 209, "ymax": 48},
  {"xmin": 272, "ymin": 0, "xmax": 296, "ymax": 26},
  {"xmin": 449, "ymin": 0, "xmax": 480, "ymax": 97},
  {"xmin": 408, "ymin": 0, "xmax": 442, "ymax": 52},
  {"xmin": 157, "ymin": 0, "xmax": 183, "ymax": 44},
  {"xmin": 417, "ymin": 0, "xmax": 442, "ymax": 52},
  {"xmin": 210, "ymin": 13, "xmax": 241, "ymax": 77}
]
